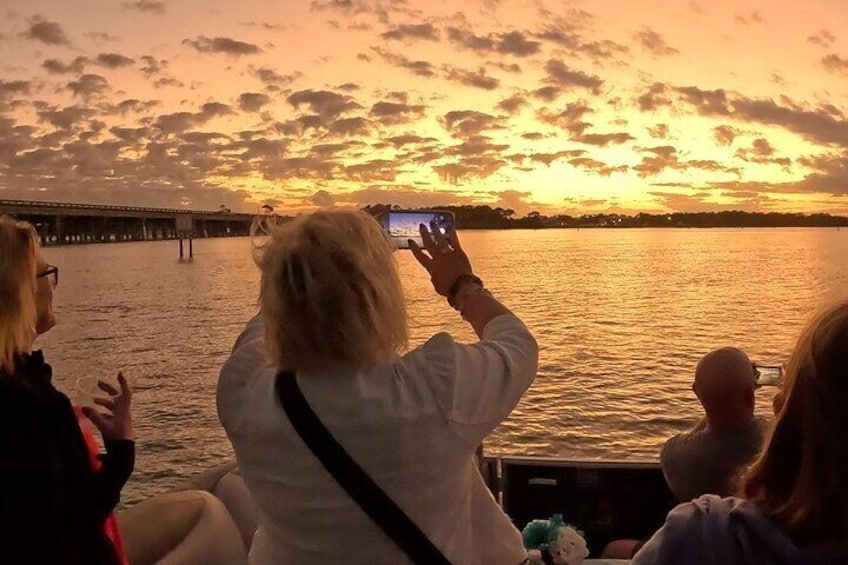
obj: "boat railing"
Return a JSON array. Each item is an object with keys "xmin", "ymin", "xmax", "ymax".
[{"xmin": 481, "ymin": 456, "xmax": 674, "ymax": 557}]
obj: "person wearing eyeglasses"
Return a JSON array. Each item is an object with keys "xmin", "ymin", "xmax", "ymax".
[
  {"xmin": 0, "ymin": 215, "xmax": 135, "ymax": 565},
  {"xmin": 659, "ymin": 347, "xmax": 768, "ymax": 504}
]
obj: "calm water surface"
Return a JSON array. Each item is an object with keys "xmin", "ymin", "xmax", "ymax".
[{"xmin": 39, "ymin": 228, "xmax": 848, "ymax": 505}]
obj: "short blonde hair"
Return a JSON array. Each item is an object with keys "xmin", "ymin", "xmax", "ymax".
[
  {"xmin": 0, "ymin": 216, "xmax": 40, "ymax": 374},
  {"xmin": 255, "ymin": 209, "xmax": 408, "ymax": 373}
]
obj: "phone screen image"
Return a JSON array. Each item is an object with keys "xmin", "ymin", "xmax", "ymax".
[
  {"xmin": 380, "ymin": 211, "xmax": 455, "ymax": 249},
  {"xmin": 755, "ymin": 365, "xmax": 783, "ymax": 387}
]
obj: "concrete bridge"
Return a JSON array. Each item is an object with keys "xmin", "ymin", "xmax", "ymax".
[{"xmin": 0, "ymin": 199, "xmax": 258, "ymax": 245}]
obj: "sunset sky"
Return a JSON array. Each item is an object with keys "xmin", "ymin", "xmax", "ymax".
[{"xmin": 2, "ymin": 0, "xmax": 848, "ymax": 215}]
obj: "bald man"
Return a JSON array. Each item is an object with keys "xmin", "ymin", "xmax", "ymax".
[{"xmin": 660, "ymin": 347, "xmax": 768, "ymax": 502}]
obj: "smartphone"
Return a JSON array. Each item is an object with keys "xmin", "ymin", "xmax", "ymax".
[
  {"xmin": 378, "ymin": 210, "xmax": 455, "ymax": 250},
  {"xmin": 754, "ymin": 364, "xmax": 783, "ymax": 387}
]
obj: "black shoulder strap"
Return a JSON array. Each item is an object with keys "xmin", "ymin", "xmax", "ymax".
[{"xmin": 275, "ymin": 371, "xmax": 451, "ymax": 565}]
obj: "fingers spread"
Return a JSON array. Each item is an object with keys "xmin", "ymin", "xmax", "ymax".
[
  {"xmin": 117, "ymin": 372, "xmax": 132, "ymax": 398},
  {"xmin": 82, "ymin": 407, "xmax": 106, "ymax": 431},
  {"xmin": 409, "ymin": 240, "xmax": 432, "ymax": 270},
  {"xmin": 94, "ymin": 396, "xmax": 116, "ymax": 412},
  {"xmin": 447, "ymin": 228, "xmax": 463, "ymax": 251},
  {"xmin": 430, "ymin": 220, "xmax": 449, "ymax": 250},
  {"xmin": 419, "ymin": 223, "xmax": 437, "ymax": 254},
  {"xmin": 98, "ymin": 380, "xmax": 119, "ymax": 396}
]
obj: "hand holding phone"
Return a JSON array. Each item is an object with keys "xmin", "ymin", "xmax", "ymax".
[
  {"xmin": 378, "ymin": 210, "xmax": 455, "ymax": 250},
  {"xmin": 408, "ymin": 222, "xmax": 474, "ymax": 297}
]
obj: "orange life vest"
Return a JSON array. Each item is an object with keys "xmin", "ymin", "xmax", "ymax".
[{"xmin": 73, "ymin": 406, "xmax": 130, "ymax": 565}]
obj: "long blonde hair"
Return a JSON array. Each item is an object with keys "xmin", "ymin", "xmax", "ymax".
[
  {"xmin": 0, "ymin": 216, "xmax": 40, "ymax": 374},
  {"xmin": 742, "ymin": 300, "xmax": 848, "ymax": 546},
  {"xmin": 254, "ymin": 209, "xmax": 408, "ymax": 373}
]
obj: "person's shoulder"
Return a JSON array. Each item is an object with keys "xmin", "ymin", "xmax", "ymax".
[
  {"xmin": 400, "ymin": 331, "xmax": 457, "ymax": 376},
  {"xmin": 661, "ymin": 428, "xmax": 706, "ymax": 460},
  {"xmin": 0, "ymin": 372, "xmax": 57, "ymax": 406},
  {"xmin": 216, "ymin": 364, "xmax": 277, "ymax": 431},
  {"xmin": 664, "ymin": 496, "xmax": 740, "ymax": 536},
  {"xmin": 0, "ymin": 375, "xmax": 72, "ymax": 446},
  {"xmin": 220, "ymin": 318, "xmax": 270, "ymax": 373},
  {"xmin": 688, "ymin": 493, "xmax": 741, "ymax": 513},
  {"xmin": 402, "ymin": 314, "xmax": 534, "ymax": 373},
  {"xmin": 662, "ymin": 496, "xmax": 738, "ymax": 542},
  {"xmin": 217, "ymin": 321, "xmax": 275, "ymax": 424},
  {"xmin": 423, "ymin": 331, "xmax": 457, "ymax": 350},
  {"xmin": 0, "ymin": 376, "xmax": 32, "ymax": 421},
  {"xmin": 632, "ymin": 496, "xmax": 726, "ymax": 564},
  {"xmin": 0, "ymin": 375, "xmax": 23, "ymax": 393}
]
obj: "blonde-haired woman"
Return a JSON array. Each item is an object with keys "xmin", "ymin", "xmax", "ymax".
[
  {"xmin": 0, "ymin": 216, "xmax": 135, "ymax": 565},
  {"xmin": 632, "ymin": 301, "xmax": 848, "ymax": 564},
  {"xmin": 218, "ymin": 209, "xmax": 538, "ymax": 564}
]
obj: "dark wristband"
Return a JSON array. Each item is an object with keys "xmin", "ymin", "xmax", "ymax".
[{"xmin": 448, "ymin": 274, "xmax": 483, "ymax": 307}]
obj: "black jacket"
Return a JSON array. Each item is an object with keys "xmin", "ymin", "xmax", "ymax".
[{"xmin": 0, "ymin": 351, "xmax": 135, "ymax": 565}]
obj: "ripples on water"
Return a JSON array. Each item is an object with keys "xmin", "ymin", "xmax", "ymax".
[{"xmin": 40, "ymin": 228, "xmax": 848, "ymax": 504}]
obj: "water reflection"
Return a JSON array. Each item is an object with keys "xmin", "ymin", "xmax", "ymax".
[{"xmin": 40, "ymin": 228, "xmax": 848, "ymax": 504}]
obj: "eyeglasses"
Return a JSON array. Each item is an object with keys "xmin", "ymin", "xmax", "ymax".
[{"xmin": 37, "ymin": 265, "xmax": 58, "ymax": 287}]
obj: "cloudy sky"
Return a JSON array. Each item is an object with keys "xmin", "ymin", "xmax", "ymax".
[{"xmin": 1, "ymin": 0, "xmax": 848, "ymax": 215}]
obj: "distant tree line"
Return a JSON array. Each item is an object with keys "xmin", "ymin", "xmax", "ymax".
[{"xmin": 361, "ymin": 204, "xmax": 848, "ymax": 229}]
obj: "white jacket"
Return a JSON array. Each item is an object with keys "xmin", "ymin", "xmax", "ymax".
[{"xmin": 217, "ymin": 314, "xmax": 538, "ymax": 564}]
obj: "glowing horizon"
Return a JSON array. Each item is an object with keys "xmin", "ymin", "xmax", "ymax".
[{"xmin": 1, "ymin": 0, "xmax": 848, "ymax": 216}]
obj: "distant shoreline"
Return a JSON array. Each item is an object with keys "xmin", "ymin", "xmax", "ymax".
[
  {"xmin": 457, "ymin": 224, "xmax": 848, "ymax": 230},
  {"xmin": 362, "ymin": 205, "xmax": 848, "ymax": 230},
  {"xmin": 29, "ymin": 225, "xmax": 846, "ymax": 247}
]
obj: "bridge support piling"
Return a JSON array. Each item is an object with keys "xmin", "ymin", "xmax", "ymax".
[
  {"xmin": 178, "ymin": 236, "xmax": 193, "ymax": 259},
  {"xmin": 55, "ymin": 215, "xmax": 65, "ymax": 245}
]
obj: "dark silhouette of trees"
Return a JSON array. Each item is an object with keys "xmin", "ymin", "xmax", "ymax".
[{"xmin": 362, "ymin": 204, "xmax": 848, "ymax": 229}]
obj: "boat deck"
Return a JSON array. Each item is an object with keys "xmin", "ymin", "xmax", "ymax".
[
  {"xmin": 482, "ymin": 457, "xmax": 676, "ymax": 558},
  {"xmin": 127, "ymin": 457, "xmax": 678, "ymax": 562}
]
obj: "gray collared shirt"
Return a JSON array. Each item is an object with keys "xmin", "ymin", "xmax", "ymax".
[{"xmin": 660, "ymin": 417, "xmax": 767, "ymax": 502}]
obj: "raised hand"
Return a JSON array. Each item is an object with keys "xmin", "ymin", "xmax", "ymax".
[
  {"xmin": 409, "ymin": 221, "xmax": 473, "ymax": 296},
  {"xmin": 82, "ymin": 372, "xmax": 134, "ymax": 442}
]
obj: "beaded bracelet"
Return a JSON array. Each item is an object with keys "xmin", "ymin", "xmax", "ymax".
[
  {"xmin": 447, "ymin": 273, "xmax": 484, "ymax": 308},
  {"xmin": 457, "ymin": 285, "xmax": 490, "ymax": 314}
]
